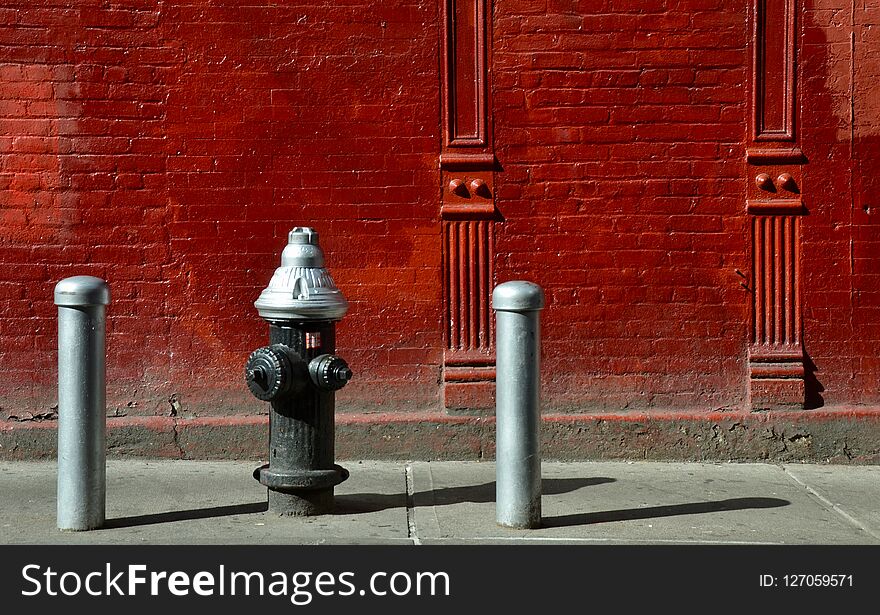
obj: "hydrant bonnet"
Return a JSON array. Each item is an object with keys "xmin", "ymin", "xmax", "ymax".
[{"xmin": 254, "ymin": 227, "xmax": 348, "ymax": 322}]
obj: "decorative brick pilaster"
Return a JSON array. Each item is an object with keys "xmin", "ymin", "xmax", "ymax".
[
  {"xmin": 440, "ymin": 0, "xmax": 497, "ymax": 411},
  {"xmin": 746, "ymin": 0, "xmax": 806, "ymax": 409}
]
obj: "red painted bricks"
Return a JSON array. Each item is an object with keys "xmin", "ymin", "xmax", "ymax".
[{"xmin": 0, "ymin": 1, "xmax": 878, "ymax": 460}]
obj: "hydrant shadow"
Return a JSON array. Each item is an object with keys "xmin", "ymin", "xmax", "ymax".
[
  {"xmin": 103, "ymin": 502, "xmax": 269, "ymax": 529},
  {"xmin": 334, "ymin": 477, "xmax": 616, "ymax": 514},
  {"xmin": 541, "ymin": 497, "xmax": 790, "ymax": 528}
]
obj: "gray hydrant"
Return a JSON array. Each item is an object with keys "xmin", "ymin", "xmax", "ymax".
[{"xmin": 245, "ymin": 227, "xmax": 352, "ymax": 516}]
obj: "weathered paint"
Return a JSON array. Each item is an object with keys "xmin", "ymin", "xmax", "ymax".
[
  {"xmin": 0, "ymin": 1, "xmax": 878, "ymax": 459},
  {"xmin": 2, "ymin": 410, "xmax": 879, "ymax": 463}
]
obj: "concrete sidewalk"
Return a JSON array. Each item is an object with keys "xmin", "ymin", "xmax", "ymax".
[{"xmin": 1, "ymin": 460, "xmax": 878, "ymax": 545}]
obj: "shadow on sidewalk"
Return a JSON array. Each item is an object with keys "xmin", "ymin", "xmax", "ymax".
[
  {"xmin": 542, "ymin": 497, "xmax": 790, "ymax": 528},
  {"xmin": 103, "ymin": 502, "xmax": 268, "ymax": 529},
  {"xmin": 335, "ymin": 477, "xmax": 615, "ymax": 514},
  {"xmin": 98, "ymin": 487, "xmax": 788, "ymax": 529},
  {"xmin": 100, "ymin": 478, "xmax": 613, "ymax": 525}
]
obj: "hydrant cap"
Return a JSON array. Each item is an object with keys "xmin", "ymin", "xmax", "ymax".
[
  {"xmin": 254, "ymin": 227, "xmax": 349, "ymax": 321},
  {"xmin": 280, "ymin": 227, "xmax": 324, "ymax": 268},
  {"xmin": 54, "ymin": 276, "xmax": 110, "ymax": 307},
  {"xmin": 492, "ymin": 281, "xmax": 545, "ymax": 312}
]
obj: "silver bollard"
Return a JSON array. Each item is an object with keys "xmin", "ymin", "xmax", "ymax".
[
  {"xmin": 54, "ymin": 276, "xmax": 110, "ymax": 531},
  {"xmin": 492, "ymin": 280, "xmax": 545, "ymax": 529}
]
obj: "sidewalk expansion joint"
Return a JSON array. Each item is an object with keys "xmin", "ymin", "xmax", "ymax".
[
  {"xmin": 781, "ymin": 465, "xmax": 880, "ymax": 542},
  {"xmin": 404, "ymin": 463, "xmax": 421, "ymax": 545}
]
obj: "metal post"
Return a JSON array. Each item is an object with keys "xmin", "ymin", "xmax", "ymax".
[
  {"xmin": 493, "ymin": 280, "xmax": 545, "ymax": 529},
  {"xmin": 54, "ymin": 276, "xmax": 110, "ymax": 531}
]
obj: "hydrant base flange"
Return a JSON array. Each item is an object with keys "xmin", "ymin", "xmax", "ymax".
[{"xmin": 254, "ymin": 463, "xmax": 349, "ymax": 491}]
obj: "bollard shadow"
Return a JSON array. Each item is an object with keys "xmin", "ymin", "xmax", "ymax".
[
  {"xmin": 103, "ymin": 502, "xmax": 268, "ymax": 529},
  {"xmin": 541, "ymin": 497, "xmax": 790, "ymax": 528},
  {"xmin": 334, "ymin": 477, "xmax": 616, "ymax": 515}
]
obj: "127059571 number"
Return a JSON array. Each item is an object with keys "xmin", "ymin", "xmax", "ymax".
[{"xmin": 784, "ymin": 574, "xmax": 853, "ymax": 587}]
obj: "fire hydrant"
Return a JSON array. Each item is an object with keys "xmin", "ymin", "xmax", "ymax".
[{"xmin": 245, "ymin": 227, "xmax": 352, "ymax": 515}]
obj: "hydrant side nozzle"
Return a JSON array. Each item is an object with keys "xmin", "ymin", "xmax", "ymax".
[
  {"xmin": 308, "ymin": 354, "xmax": 353, "ymax": 391},
  {"xmin": 244, "ymin": 344, "xmax": 307, "ymax": 402}
]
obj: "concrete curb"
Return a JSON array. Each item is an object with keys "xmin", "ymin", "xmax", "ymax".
[{"xmin": 2, "ymin": 408, "xmax": 879, "ymax": 463}]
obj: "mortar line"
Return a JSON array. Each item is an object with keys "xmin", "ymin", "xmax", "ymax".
[
  {"xmin": 404, "ymin": 463, "xmax": 421, "ymax": 545},
  {"xmin": 781, "ymin": 465, "xmax": 880, "ymax": 542}
]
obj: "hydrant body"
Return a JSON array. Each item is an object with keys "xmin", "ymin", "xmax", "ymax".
[{"xmin": 246, "ymin": 227, "xmax": 351, "ymax": 516}]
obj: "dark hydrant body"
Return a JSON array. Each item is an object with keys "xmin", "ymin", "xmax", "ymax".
[{"xmin": 245, "ymin": 227, "xmax": 351, "ymax": 516}]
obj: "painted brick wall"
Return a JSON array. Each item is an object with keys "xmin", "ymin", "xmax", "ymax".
[
  {"xmin": 0, "ymin": 0, "xmax": 877, "ymax": 423},
  {"xmin": 798, "ymin": 0, "xmax": 880, "ymax": 407},
  {"xmin": 0, "ymin": 0, "xmax": 442, "ymax": 419},
  {"xmin": 850, "ymin": 1, "xmax": 880, "ymax": 401},
  {"xmin": 494, "ymin": 0, "xmax": 751, "ymax": 409},
  {"xmin": 494, "ymin": 0, "xmax": 880, "ymax": 409},
  {"xmin": 492, "ymin": 0, "xmax": 879, "ymax": 410},
  {"xmin": 159, "ymin": 1, "xmax": 441, "ymax": 415},
  {"xmin": 0, "ymin": 1, "xmax": 174, "ymax": 417}
]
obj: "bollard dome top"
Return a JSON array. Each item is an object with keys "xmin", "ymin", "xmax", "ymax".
[
  {"xmin": 54, "ymin": 276, "xmax": 110, "ymax": 307},
  {"xmin": 492, "ymin": 281, "xmax": 545, "ymax": 312},
  {"xmin": 254, "ymin": 227, "xmax": 349, "ymax": 321}
]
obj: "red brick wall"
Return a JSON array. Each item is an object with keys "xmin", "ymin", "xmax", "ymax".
[
  {"xmin": 850, "ymin": 1, "xmax": 880, "ymax": 401},
  {"xmin": 0, "ymin": 0, "xmax": 442, "ymax": 419},
  {"xmin": 1, "ymin": 0, "xmax": 877, "ymax": 421},
  {"xmin": 490, "ymin": 0, "xmax": 878, "ymax": 410},
  {"xmin": 494, "ymin": 0, "xmax": 751, "ymax": 410},
  {"xmin": 799, "ymin": 0, "xmax": 880, "ymax": 407}
]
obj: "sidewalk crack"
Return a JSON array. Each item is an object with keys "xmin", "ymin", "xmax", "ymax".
[
  {"xmin": 170, "ymin": 418, "xmax": 185, "ymax": 459},
  {"xmin": 781, "ymin": 465, "xmax": 880, "ymax": 542},
  {"xmin": 405, "ymin": 463, "xmax": 421, "ymax": 545}
]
